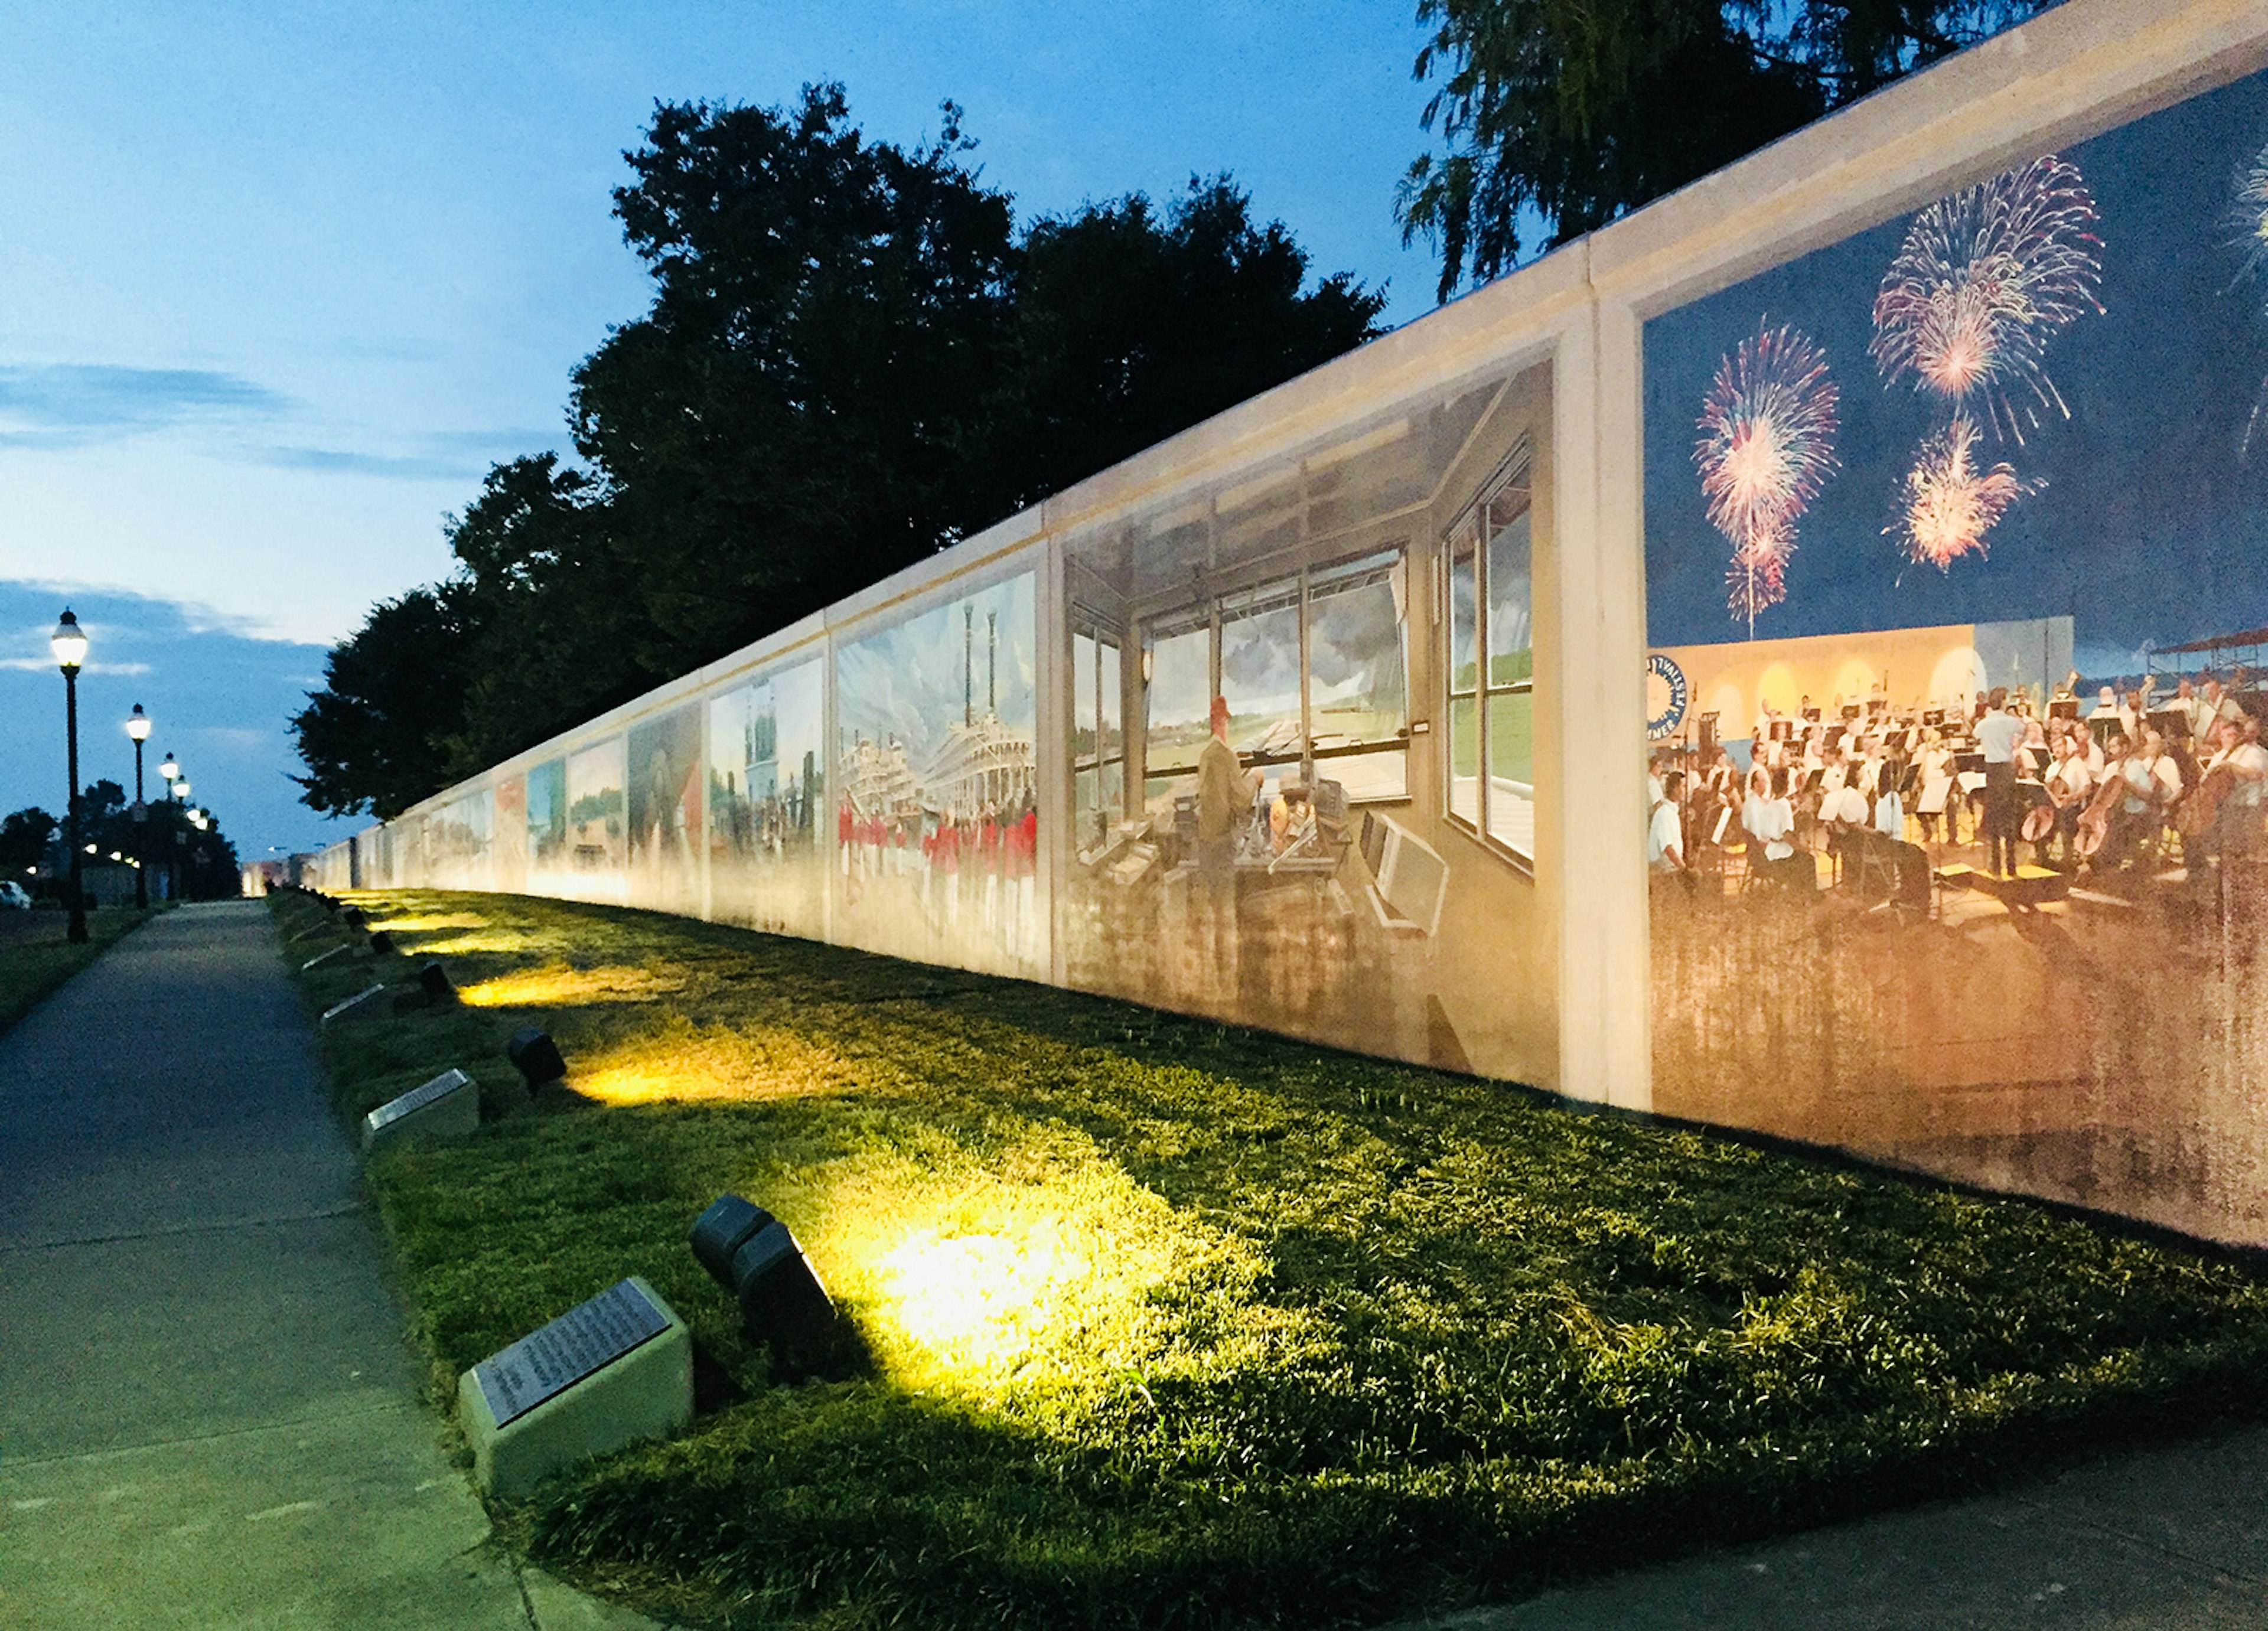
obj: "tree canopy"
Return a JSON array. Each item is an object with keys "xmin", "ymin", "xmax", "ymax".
[
  {"xmin": 295, "ymin": 86, "xmax": 1384, "ymax": 818},
  {"xmin": 1398, "ymin": 0, "xmax": 2051, "ymax": 299}
]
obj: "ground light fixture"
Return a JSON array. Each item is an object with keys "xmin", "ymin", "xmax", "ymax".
[
  {"xmin": 50, "ymin": 609, "xmax": 87, "ymax": 944},
  {"xmin": 688, "ymin": 1194, "xmax": 836, "ymax": 1359},
  {"xmin": 417, "ymin": 961, "xmax": 455, "ymax": 1003},
  {"xmin": 506, "ymin": 1027, "xmax": 566, "ymax": 1088}
]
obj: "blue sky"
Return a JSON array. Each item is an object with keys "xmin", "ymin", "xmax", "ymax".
[
  {"xmin": 0, "ymin": 1, "xmax": 1444, "ymax": 854},
  {"xmin": 1644, "ymin": 67, "xmax": 2268, "ymax": 676}
]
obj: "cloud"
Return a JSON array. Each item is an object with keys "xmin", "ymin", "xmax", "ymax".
[
  {"xmin": 0, "ymin": 364, "xmax": 288, "ymax": 445},
  {"xmin": 0, "ymin": 656, "xmax": 149, "ymax": 673},
  {"xmin": 247, "ymin": 444, "xmax": 481, "ymax": 481}
]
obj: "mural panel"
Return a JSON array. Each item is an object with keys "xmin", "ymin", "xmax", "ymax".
[
  {"xmin": 563, "ymin": 738, "xmax": 627, "ymax": 902},
  {"xmin": 627, "ymin": 706, "xmax": 702, "ymax": 914},
  {"xmin": 708, "ymin": 658, "xmax": 826, "ymax": 938},
  {"xmin": 526, "ymin": 757, "xmax": 569, "ymax": 895},
  {"xmin": 492, "ymin": 774, "xmax": 527, "ymax": 895},
  {"xmin": 1643, "ymin": 71, "xmax": 2268, "ymax": 1242},
  {"xmin": 835, "ymin": 574, "xmax": 1040, "ymax": 978},
  {"xmin": 1058, "ymin": 377, "xmax": 1559, "ymax": 1085}
]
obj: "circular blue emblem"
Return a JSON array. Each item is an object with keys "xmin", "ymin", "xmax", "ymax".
[{"xmin": 1647, "ymin": 653, "xmax": 1689, "ymax": 741}]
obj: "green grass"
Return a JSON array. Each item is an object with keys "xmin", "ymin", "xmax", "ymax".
[
  {"xmin": 272, "ymin": 888, "xmax": 2268, "ymax": 1630},
  {"xmin": 0, "ymin": 906, "xmax": 160, "ymax": 1039}
]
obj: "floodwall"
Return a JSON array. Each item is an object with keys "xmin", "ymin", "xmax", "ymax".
[{"xmin": 314, "ymin": 0, "xmax": 2268, "ymax": 1245}]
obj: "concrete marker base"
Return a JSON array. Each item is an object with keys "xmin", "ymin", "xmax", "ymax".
[{"xmin": 457, "ymin": 1277, "xmax": 692, "ymax": 1499}]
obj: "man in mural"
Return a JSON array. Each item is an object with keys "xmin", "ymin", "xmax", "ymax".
[
  {"xmin": 1195, "ymin": 694, "xmax": 1258, "ymax": 990},
  {"xmin": 1976, "ymin": 688, "xmax": 2025, "ymax": 876}
]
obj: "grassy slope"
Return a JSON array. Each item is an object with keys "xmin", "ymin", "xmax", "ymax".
[
  {"xmin": 0, "ymin": 906, "xmax": 158, "ymax": 1039},
  {"xmin": 273, "ymin": 889, "xmax": 2268, "ymax": 1630}
]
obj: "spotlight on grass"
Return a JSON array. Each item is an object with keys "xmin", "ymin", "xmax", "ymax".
[
  {"xmin": 507, "ymin": 1027, "xmax": 566, "ymax": 1088},
  {"xmin": 689, "ymin": 1193, "xmax": 836, "ymax": 1363}
]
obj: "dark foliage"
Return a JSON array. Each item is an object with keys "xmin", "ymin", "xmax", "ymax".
[
  {"xmin": 1400, "ymin": 0, "xmax": 2051, "ymax": 298},
  {"xmin": 291, "ymin": 583, "xmax": 493, "ymax": 818},
  {"xmin": 296, "ymin": 86, "xmax": 1381, "ymax": 816}
]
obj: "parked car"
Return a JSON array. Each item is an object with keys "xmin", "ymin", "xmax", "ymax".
[{"xmin": 0, "ymin": 880, "xmax": 31, "ymax": 911}]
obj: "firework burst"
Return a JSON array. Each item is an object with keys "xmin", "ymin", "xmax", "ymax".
[
  {"xmin": 1871, "ymin": 155, "xmax": 2104, "ymax": 443},
  {"xmin": 1888, "ymin": 416, "xmax": 2034, "ymax": 569},
  {"xmin": 1695, "ymin": 321, "xmax": 1839, "ymax": 632},
  {"xmin": 2228, "ymin": 138, "xmax": 2268, "ymax": 459}
]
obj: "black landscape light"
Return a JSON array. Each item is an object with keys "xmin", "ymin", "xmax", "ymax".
[
  {"xmin": 689, "ymin": 1193, "xmax": 835, "ymax": 1356},
  {"xmin": 341, "ymin": 905, "xmax": 367, "ymax": 928},
  {"xmin": 689, "ymin": 1194, "xmax": 771, "ymax": 1287},
  {"xmin": 418, "ymin": 960, "xmax": 455, "ymax": 1003},
  {"xmin": 368, "ymin": 929, "xmax": 397, "ymax": 955},
  {"xmin": 507, "ymin": 1027, "xmax": 566, "ymax": 1088}
]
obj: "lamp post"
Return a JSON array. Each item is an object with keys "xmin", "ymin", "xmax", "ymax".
[
  {"xmin": 126, "ymin": 703, "xmax": 151, "ymax": 908},
  {"xmin": 50, "ymin": 610, "xmax": 88, "ymax": 943},
  {"xmin": 158, "ymin": 753, "xmax": 181, "ymax": 903}
]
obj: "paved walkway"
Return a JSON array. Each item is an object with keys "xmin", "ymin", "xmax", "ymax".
[{"xmin": 0, "ymin": 902, "xmax": 655, "ymax": 1631}]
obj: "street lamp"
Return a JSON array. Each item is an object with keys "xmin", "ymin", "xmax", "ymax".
[
  {"xmin": 50, "ymin": 609, "xmax": 88, "ymax": 943},
  {"xmin": 126, "ymin": 704, "xmax": 151, "ymax": 908},
  {"xmin": 159, "ymin": 751, "xmax": 178, "ymax": 784}
]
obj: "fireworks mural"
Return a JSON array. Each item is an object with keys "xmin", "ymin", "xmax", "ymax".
[
  {"xmin": 1694, "ymin": 322, "xmax": 1840, "ymax": 632},
  {"xmin": 2231, "ymin": 137, "xmax": 2268, "ymax": 458},
  {"xmin": 1886, "ymin": 415, "xmax": 2032, "ymax": 568},
  {"xmin": 1870, "ymin": 155, "xmax": 2105, "ymax": 443}
]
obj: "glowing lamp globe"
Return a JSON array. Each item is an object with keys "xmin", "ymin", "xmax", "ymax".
[
  {"xmin": 126, "ymin": 704, "xmax": 151, "ymax": 742},
  {"xmin": 159, "ymin": 753, "xmax": 179, "ymax": 782},
  {"xmin": 50, "ymin": 609, "xmax": 87, "ymax": 672}
]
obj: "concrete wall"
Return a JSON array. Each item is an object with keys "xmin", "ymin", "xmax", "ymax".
[{"xmin": 310, "ymin": 0, "xmax": 2268, "ymax": 1241}]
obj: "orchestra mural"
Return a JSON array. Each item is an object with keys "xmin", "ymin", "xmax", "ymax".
[
  {"xmin": 1643, "ymin": 68, "xmax": 2268, "ymax": 1242},
  {"xmin": 834, "ymin": 573, "xmax": 1041, "ymax": 978}
]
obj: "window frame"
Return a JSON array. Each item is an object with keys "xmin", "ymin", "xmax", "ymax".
[
  {"xmin": 1442, "ymin": 443, "xmax": 1535, "ymax": 872},
  {"xmin": 1137, "ymin": 544, "xmax": 1412, "ymax": 807}
]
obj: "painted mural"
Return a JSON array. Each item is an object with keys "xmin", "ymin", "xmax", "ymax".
[
  {"xmin": 1055, "ymin": 377, "xmax": 1557, "ymax": 1085},
  {"xmin": 708, "ymin": 658, "xmax": 825, "ymax": 938},
  {"xmin": 563, "ymin": 738, "xmax": 627, "ymax": 902},
  {"xmin": 835, "ymin": 575, "xmax": 1041, "ymax": 978},
  {"xmin": 627, "ymin": 706, "xmax": 702, "ymax": 915},
  {"xmin": 1643, "ymin": 69, "xmax": 2268, "ymax": 1242}
]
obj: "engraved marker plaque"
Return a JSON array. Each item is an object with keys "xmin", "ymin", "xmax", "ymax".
[
  {"xmin": 366, "ymin": 1068, "xmax": 471, "ymax": 1133},
  {"xmin": 321, "ymin": 984, "xmax": 387, "ymax": 1024},
  {"xmin": 302, "ymin": 945, "xmax": 352, "ymax": 973},
  {"xmin": 474, "ymin": 1280, "xmax": 670, "ymax": 1427}
]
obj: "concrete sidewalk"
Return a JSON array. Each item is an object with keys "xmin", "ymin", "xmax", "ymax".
[{"xmin": 0, "ymin": 902, "xmax": 656, "ymax": 1630}]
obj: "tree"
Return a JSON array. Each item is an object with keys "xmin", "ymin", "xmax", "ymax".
[
  {"xmin": 290, "ymin": 583, "xmax": 492, "ymax": 818},
  {"xmin": 0, "ymin": 807, "xmax": 56, "ymax": 875},
  {"xmin": 1399, "ymin": 0, "xmax": 2048, "ymax": 299},
  {"xmin": 1006, "ymin": 178, "xmax": 1385, "ymax": 505},
  {"xmin": 295, "ymin": 87, "xmax": 1382, "ymax": 814}
]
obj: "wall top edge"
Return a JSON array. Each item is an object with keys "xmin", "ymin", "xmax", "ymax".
[{"xmin": 1585, "ymin": 0, "xmax": 2267, "ymax": 310}]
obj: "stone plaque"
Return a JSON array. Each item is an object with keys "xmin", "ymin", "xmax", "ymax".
[
  {"xmin": 366, "ymin": 1068, "xmax": 471, "ymax": 1132},
  {"xmin": 321, "ymin": 984, "xmax": 387, "ymax": 1025},
  {"xmin": 474, "ymin": 1280, "xmax": 670, "ymax": 1427},
  {"xmin": 302, "ymin": 945, "xmax": 352, "ymax": 972}
]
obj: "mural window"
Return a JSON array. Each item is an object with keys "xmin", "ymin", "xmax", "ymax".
[
  {"xmin": 1445, "ymin": 448, "xmax": 1534, "ymax": 864},
  {"xmin": 1072, "ymin": 623, "xmax": 1123, "ymax": 850},
  {"xmin": 1142, "ymin": 547, "xmax": 1409, "ymax": 814}
]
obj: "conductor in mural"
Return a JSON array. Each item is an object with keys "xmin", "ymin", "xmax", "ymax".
[{"xmin": 1195, "ymin": 694, "xmax": 1259, "ymax": 989}]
